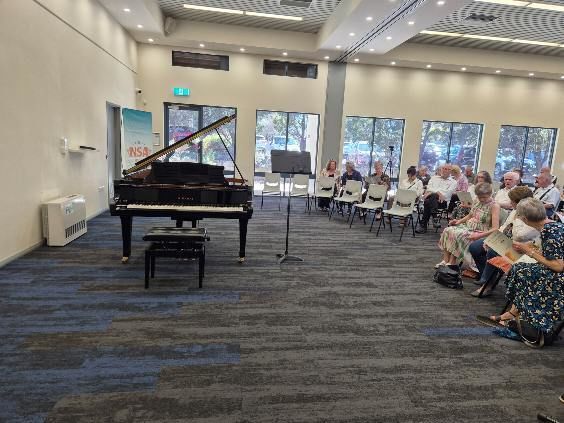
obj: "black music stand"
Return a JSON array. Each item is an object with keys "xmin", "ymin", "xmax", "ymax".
[{"xmin": 271, "ymin": 150, "xmax": 311, "ymax": 264}]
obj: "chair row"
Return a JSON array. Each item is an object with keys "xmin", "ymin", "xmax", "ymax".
[{"xmin": 261, "ymin": 172, "xmax": 311, "ymax": 211}]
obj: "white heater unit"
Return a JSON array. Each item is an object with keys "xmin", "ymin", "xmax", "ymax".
[{"xmin": 42, "ymin": 194, "xmax": 87, "ymax": 246}]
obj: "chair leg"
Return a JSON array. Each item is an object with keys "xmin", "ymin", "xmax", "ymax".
[
  {"xmin": 144, "ymin": 250, "xmax": 150, "ymax": 289},
  {"xmin": 261, "ymin": 192, "xmax": 264, "ymax": 209},
  {"xmin": 369, "ymin": 210, "xmax": 377, "ymax": 232},
  {"xmin": 329, "ymin": 200, "xmax": 336, "ymax": 220},
  {"xmin": 278, "ymin": 193, "xmax": 281, "ymax": 211},
  {"xmin": 410, "ymin": 215, "xmax": 416, "ymax": 237},
  {"xmin": 349, "ymin": 206, "xmax": 357, "ymax": 228},
  {"xmin": 399, "ymin": 219, "xmax": 406, "ymax": 242},
  {"xmin": 198, "ymin": 252, "xmax": 204, "ymax": 289},
  {"xmin": 150, "ymin": 255, "xmax": 156, "ymax": 278},
  {"xmin": 376, "ymin": 215, "xmax": 384, "ymax": 237}
]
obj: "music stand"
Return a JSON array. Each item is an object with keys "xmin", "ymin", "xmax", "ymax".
[{"xmin": 271, "ymin": 150, "xmax": 311, "ymax": 264}]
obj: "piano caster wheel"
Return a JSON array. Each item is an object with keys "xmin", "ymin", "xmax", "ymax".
[
  {"xmin": 238, "ymin": 257, "xmax": 245, "ymax": 264},
  {"xmin": 121, "ymin": 256, "xmax": 129, "ymax": 264}
]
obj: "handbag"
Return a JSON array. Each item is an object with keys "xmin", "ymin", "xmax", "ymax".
[{"xmin": 433, "ymin": 265, "xmax": 463, "ymax": 289}]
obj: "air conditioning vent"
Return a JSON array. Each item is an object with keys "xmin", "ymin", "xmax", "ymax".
[
  {"xmin": 461, "ymin": 13, "xmax": 499, "ymax": 27},
  {"xmin": 280, "ymin": 0, "xmax": 312, "ymax": 8}
]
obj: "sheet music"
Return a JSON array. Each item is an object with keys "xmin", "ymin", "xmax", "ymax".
[
  {"xmin": 484, "ymin": 230, "xmax": 523, "ymax": 263},
  {"xmin": 456, "ymin": 191, "xmax": 473, "ymax": 205}
]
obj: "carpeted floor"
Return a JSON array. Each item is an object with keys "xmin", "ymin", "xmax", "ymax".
[{"xmin": 1, "ymin": 198, "xmax": 562, "ymax": 422}]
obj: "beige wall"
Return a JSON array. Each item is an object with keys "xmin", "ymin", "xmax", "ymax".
[
  {"xmin": 343, "ymin": 64, "xmax": 564, "ymax": 182},
  {"xmin": 137, "ymin": 44, "xmax": 329, "ymax": 181},
  {"xmin": 0, "ymin": 0, "xmax": 137, "ymax": 265}
]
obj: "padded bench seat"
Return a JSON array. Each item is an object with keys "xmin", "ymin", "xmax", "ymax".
[{"xmin": 142, "ymin": 227, "xmax": 210, "ymax": 289}]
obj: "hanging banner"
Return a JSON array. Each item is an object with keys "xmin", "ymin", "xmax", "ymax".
[{"xmin": 121, "ymin": 108, "xmax": 153, "ymax": 171}]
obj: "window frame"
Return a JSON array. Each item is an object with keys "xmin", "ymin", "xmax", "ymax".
[
  {"xmin": 171, "ymin": 50, "xmax": 229, "ymax": 71},
  {"xmin": 163, "ymin": 102, "xmax": 237, "ymax": 175},
  {"xmin": 343, "ymin": 115, "xmax": 406, "ymax": 183},
  {"xmin": 263, "ymin": 60, "xmax": 318, "ymax": 79}
]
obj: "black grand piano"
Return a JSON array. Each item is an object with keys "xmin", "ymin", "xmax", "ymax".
[{"xmin": 110, "ymin": 113, "xmax": 253, "ymax": 263}]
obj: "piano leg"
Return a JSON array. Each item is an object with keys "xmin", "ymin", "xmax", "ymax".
[
  {"xmin": 238, "ymin": 218, "xmax": 248, "ymax": 263},
  {"xmin": 175, "ymin": 219, "xmax": 183, "ymax": 228},
  {"xmin": 120, "ymin": 215, "xmax": 133, "ymax": 263}
]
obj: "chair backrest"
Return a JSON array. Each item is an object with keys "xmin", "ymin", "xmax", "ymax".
[
  {"xmin": 291, "ymin": 174, "xmax": 309, "ymax": 195},
  {"xmin": 498, "ymin": 207, "xmax": 509, "ymax": 226},
  {"xmin": 263, "ymin": 172, "xmax": 281, "ymax": 193},
  {"xmin": 393, "ymin": 189, "xmax": 418, "ymax": 210},
  {"xmin": 364, "ymin": 184, "xmax": 387, "ymax": 207},
  {"xmin": 343, "ymin": 180, "xmax": 362, "ymax": 196},
  {"xmin": 318, "ymin": 175, "xmax": 335, "ymax": 190}
]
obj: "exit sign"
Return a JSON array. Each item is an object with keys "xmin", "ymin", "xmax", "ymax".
[{"xmin": 173, "ymin": 87, "xmax": 190, "ymax": 96}]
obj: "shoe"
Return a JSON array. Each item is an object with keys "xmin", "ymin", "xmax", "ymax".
[
  {"xmin": 471, "ymin": 286, "xmax": 492, "ymax": 297},
  {"xmin": 432, "ymin": 218, "xmax": 442, "ymax": 228},
  {"xmin": 415, "ymin": 224, "xmax": 427, "ymax": 234},
  {"xmin": 434, "ymin": 260, "xmax": 447, "ymax": 269},
  {"xmin": 472, "ymin": 279, "xmax": 485, "ymax": 286},
  {"xmin": 462, "ymin": 269, "xmax": 479, "ymax": 279},
  {"xmin": 560, "ymin": 393, "xmax": 564, "ymax": 404}
]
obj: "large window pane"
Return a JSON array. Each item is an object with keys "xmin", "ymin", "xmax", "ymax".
[
  {"xmin": 419, "ymin": 121, "xmax": 450, "ymax": 172},
  {"xmin": 288, "ymin": 112, "xmax": 319, "ymax": 175},
  {"xmin": 202, "ymin": 106, "xmax": 236, "ymax": 171},
  {"xmin": 450, "ymin": 123, "xmax": 482, "ymax": 170},
  {"xmin": 523, "ymin": 128, "xmax": 557, "ymax": 184},
  {"xmin": 343, "ymin": 117, "xmax": 373, "ymax": 177},
  {"xmin": 373, "ymin": 118, "xmax": 404, "ymax": 179},
  {"xmin": 255, "ymin": 111, "xmax": 288, "ymax": 173},
  {"xmin": 494, "ymin": 126, "xmax": 527, "ymax": 182},
  {"xmin": 167, "ymin": 107, "xmax": 200, "ymax": 163}
]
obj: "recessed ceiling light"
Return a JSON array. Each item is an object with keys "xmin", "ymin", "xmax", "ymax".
[
  {"xmin": 512, "ymin": 39, "xmax": 560, "ymax": 47},
  {"xmin": 354, "ymin": 58, "xmax": 359, "ymax": 62},
  {"xmin": 282, "ymin": 52, "xmax": 288, "ymax": 56},
  {"xmin": 461, "ymin": 67, "xmax": 466, "ymax": 71},
  {"xmin": 137, "ymin": 24, "xmax": 143, "ymax": 28},
  {"xmin": 123, "ymin": 8, "xmax": 131, "ymax": 12},
  {"xmin": 336, "ymin": 45, "xmax": 342, "ymax": 49},
  {"xmin": 199, "ymin": 43, "xmax": 205, "ymax": 47},
  {"xmin": 366, "ymin": 16, "xmax": 373, "ymax": 21},
  {"xmin": 349, "ymin": 32, "xmax": 355, "ymax": 36},
  {"xmin": 474, "ymin": 0, "xmax": 528, "ymax": 5},
  {"xmin": 386, "ymin": 36, "xmax": 392, "ymax": 40},
  {"xmin": 426, "ymin": 64, "xmax": 432, "ymax": 68},
  {"xmin": 420, "ymin": 30, "xmax": 462, "ymax": 37},
  {"xmin": 369, "ymin": 48, "xmax": 375, "ymax": 52},
  {"xmin": 495, "ymin": 70, "xmax": 501, "ymax": 73},
  {"xmin": 324, "ymin": 56, "xmax": 330, "ymax": 60},
  {"xmin": 561, "ymin": 75, "xmax": 564, "ymax": 79},
  {"xmin": 245, "ymin": 11, "xmax": 302, "ymax": 21},
  {"xmin": 437, "ymin": 0, "xmax": 445, "ymax": 5},
  {"xmin": 391, "ymin": 61, "xmax": 396, "ymax": 65},
  {"xmin": 148, "ymin": 38, "xmax": 154, "ymax": 42},
  {"xmin": 408, "ymin": 21, "xmax": 415, "ymax": 25},
  {"xmin": 529, "ymin": 72, "xmax": 535, "ymax": 76},
  {"xmin": 240, "ymin": 47, "xmax": 245, "ymax": 52},
  {"xmin": 183, "ymin": 4, "xmax": 244, "ymax": 14},
  {"xmin": 527, "ymin": 2, "xmax": 564, "ymax": 11}
]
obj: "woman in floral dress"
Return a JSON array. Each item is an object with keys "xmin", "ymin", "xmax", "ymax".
[
  {"xmin": 490, "ymin": 198, "xmax": 564, "ymax": 334},
  {"xmin": 436, "ymin": 182, "xmax": 500, "ymax": 268}
]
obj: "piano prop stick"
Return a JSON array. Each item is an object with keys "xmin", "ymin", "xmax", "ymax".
[{"xmin": 110, "ymin": 113, "xmax": 253, "ymax": 264}]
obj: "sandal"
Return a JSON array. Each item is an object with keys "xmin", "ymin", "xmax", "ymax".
[{"xmin": 476, "ymin": 310, "xmax": 517, "ymax": 328}]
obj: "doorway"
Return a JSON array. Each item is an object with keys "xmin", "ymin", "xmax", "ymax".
[{"xmin": 106, "ymin": 103, "xmax": 121, "ymax": 205}]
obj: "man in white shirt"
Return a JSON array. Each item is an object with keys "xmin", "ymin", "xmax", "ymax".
[
  {"xmin": 494, "ymin": 172, "xmax": 519, "ymax": 210},
  {"xmin": 533, "ymin": 173, "xmax": 560, "ymax": 218},
  {"xmin": 415, "ymin": 164, "xmax": 457, "ymax": 233}
]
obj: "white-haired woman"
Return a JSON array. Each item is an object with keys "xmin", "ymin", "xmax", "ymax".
[{"xmin": 436, "ymin": 182, "xmax": 500, "ymax": 268}]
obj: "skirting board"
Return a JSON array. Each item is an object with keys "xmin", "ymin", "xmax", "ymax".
[{"xmin": 0, "ymin": 207, "xmax": 110, "ymax": 269}]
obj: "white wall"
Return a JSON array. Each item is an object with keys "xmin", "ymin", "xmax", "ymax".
[
  {"xmin": 343, "ymin": 64, "xmax": 564, "ymax": 182},
  {"xmin": 0, "ymin": 0, "xmax": 137, "ymax": 265},
  {"xmin": 136, "ymin": 44, "xmax": 329, "ymax": 181}
]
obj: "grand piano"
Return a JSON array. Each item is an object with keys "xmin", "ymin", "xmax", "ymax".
[{"xmin": 110, "ymin": 113, "xmax": 253, "ymax": 263}]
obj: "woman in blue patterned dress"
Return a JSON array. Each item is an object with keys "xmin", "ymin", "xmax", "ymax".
[{"xmin": 490, "ymin": 198, "xmax": 564, "ymax": 334}]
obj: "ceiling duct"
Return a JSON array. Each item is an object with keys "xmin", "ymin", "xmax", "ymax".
[
  {"xmin": 460, "ymin": 13, "xmax": 499, "ymax": 27},
  {"xmin": 280, "ymin": 0, "xmax": 312, "ymax": 7}
]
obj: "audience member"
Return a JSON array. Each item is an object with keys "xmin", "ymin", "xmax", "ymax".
[
  {"xmin": 340, "ymin": 161, "xmax": 363, "ymax": 187},
  {"xmin": 465, "ymin": 166, "xmax": 476, "ymax": 185},
  {"xmin": 499, "ymin": 168, "xmax": 524, "ymax": 189},
  {"xmin": 540, "ymin": 166, "xmax": 557, "ymax": 185},
  {"xmin": 468, "ymin": 186, "xmax": 539, "ymax": 297},
  {"xmin": 417, "ymin": 166, "xmax": 431, "ymax": 188},
  {"xmin": 453, "ymin": 171, "xmax": 493, "ymax": 220},
  {"xmin": 388, "ymin": 166, "xmax": 424, "ymax": 215},
  {"xmin": 318, "ymin": 159, "xmax": 339, "ymax": 210},
  {"xmin": 364, "ymin": 161, "xmax": 390, "ymax": 191},
  {"xmin": 435, "ymin": 182, "xmax": 500, "ymax": 268},
  {"xmin": 483, "ymin": 198, "xmax": 563, "ymax": 338},
  {"xmin": 533, "ymin": 172, "xmax": 560, "ymax": 218},
  {"xmin": 415, "ymin": 165, "xmax": 457, "ymax": 233},
  {"xmin": 448, "ymin": 165, "xmax": 469, "ymax": 214},
  {"xmin": 495, "ymin": 172, "xmax": 520, "ymax": 210}
]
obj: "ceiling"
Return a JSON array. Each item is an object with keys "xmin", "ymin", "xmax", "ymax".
[
  {"xmin": 411, "ymin": 0, "xmax": 564, "ymax": 57},
  {"xmin": 158, "ymin": 0, "xmax": 342, "ymax": 33}
]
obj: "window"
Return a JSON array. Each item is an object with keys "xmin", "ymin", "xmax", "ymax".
[
  {"xmin": 263, "ymin": 60, "xmax": 318, "ymax": 79},
  {"xmin": 419, "ymin": 121, "xmax": 483, "ymax": 173},
  {"xmin": 254, "ymin": 110, "xmax": 320, "ymax": 188},
  {"xmin": 172, "ymin": 51, "xmax": 229, "ymax": 71},
  {"xmin": 164, "ymin": 103, "xmax": 236, "ymax": 172},
  {"xmin": 494, "ymin": 125, "xmax": 557, "ymax": 184},
  {"xmin": 343, "ymin": 116, "xmax": 405, "ymax": 179}
]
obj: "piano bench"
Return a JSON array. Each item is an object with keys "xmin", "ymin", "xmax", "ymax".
[{"xmin": 143, "ymin": 227, "xmax": 209, "ymax": 289}]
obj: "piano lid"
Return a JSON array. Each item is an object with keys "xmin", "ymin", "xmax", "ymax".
[{"xmin": 123, "ymin": 113, "xmax": 236, "ymax": 177}]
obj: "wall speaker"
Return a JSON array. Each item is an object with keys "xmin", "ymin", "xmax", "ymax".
[{"xmin": 164, "ymin": 17, "xmax": 176, "ymax": 35}]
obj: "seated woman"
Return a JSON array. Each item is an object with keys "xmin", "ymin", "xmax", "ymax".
[
  {"xmin": 318, "ymin": 159, "xmax": 339, "ymax": 210},
  {"xmin": 483, "ymin": 198, "xmax": 563, "ymax": 338},
  {"xmin": 363, "ymin": 161, "xmax": 391, "ymax": 216},
  {"xmin": 447, "ymin": 165, "xmax": 469, "ymax": 214},
  {"xmin": 340, "ymin": 161, "xmax": 363, "ymax": 187},
  {"xmin": 468, "ymin": 186, "xmax": 539, "ymax": 297},
  {"xmin": 388, "ymin": 165, "xmax": 423, "ymax": 209},
  {"xmin": 436, "ymin": 182, "xmax": 500, "ymax": 268},
  {"xmin": 452, "ymin": 170, "xmax": 493, "ymax": 220}
]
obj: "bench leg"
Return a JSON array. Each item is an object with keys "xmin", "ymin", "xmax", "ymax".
[{"xmin": 144, "ymin": 250, "xmax": 150, "ymax": 289}]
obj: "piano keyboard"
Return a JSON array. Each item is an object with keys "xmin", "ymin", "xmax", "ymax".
[{"xmin": 124, "ymin": 204, "xmax": 245, "ymax": 213}]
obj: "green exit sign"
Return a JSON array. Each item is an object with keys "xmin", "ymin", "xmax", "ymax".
[{"xmin": 173, "ymin": 87, "xmax": 190, "ymax": 96}]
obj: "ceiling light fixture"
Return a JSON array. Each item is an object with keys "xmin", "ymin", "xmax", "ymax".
[
  {"xmin": 426, "ymin": 64, "xmax": 432, "ymax": 68},
  {"xmin": 527, "ymin": 2, "xmax": 564, "ymax": 12},
  {"xmin": 240, "ymin": 47, "xmax": 245, "ymax": 52},
  {"xmin": 461, "ymin": 67, "xmax": 467, "ymax": 71},
  {"xmin": 408, "ymin": 21, "xmax": 415, "ymax": 25},
  {"xmin": 391, "ymin": 61, "xmax": 396, "ymax": 65},
  {"xmin": 420, "ymin": 30, "xmax": 462, "ymax": 37},
  {"xmin": 282, "ymin": 52, "xmax": 288, "ymax": 56},
  {"xmin": 336, "ymin": 45, "xmax": 342, "ymax": 49},
  {"xmin": 123, "ymin": 8, "xmax": 131, "ymax": 12},
  {"xmin": 137, "ymin": 24, "xmax": 143, "ymax": 28},
  {"xmin": 512, "ymin": 39, "xmax": 560, "ymax": 47},
  {"xmin": 245, "ymin": 11, "xmax": 303, "ymax": 20},
  {"xmin": 421, "ymin": 30, "xmax": 560, "ymax": 47},
  {"xmin": 369, "ymin": 48, "xmax": 375, "ymax": 52},
  {"xmin": 148, "ymin": 38, "xmax": 154, "ymax": 42},
  {"xmin": 199, "ymin": 43, "xmax": 205, "ymax": 47},
  {"xmin": 437, "ymin": 0, "xmax": 445, "ymax": 5},
  {"xmin": 561, "ymin": 75, "xmax": 564, "ymax": 79},
  {"xmin": 324, "ymin": 56, "xmax": 330, "ymax": 60},
  {"xmin": 474, "ymin": 0, "xmax": 529, "ymax": 5},
  {"xmin": 366, "ymin": 16, "xmax": 373, "ymax": 21},
  {"xmin": 386, "ymin": 36, "xmax": 392, "ymax": 40},
  {"xmin": 349, "ymin": 32, "xmax": 356, "ymax": 36},
  {"xmin": 354, "ymin": 58, "xmax": 359, "ymax": 62},
  {"xmin": 528, "ymin": 72, "xmax": 535, "ymax": 76},
  {"xmin": 462, "ymin": 34, "xmax": 512, "ymax": 41},
  {"xmin": 495, "ymin": 70, "xmax": 501, "ymax": 73},
  {"xmin": 183, "ymin": 4, "xmax": 244, "ymax": 14}
]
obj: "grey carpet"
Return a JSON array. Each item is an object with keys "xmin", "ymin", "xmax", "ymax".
[{"xmin": 1, "ymin": 197, "xmax": 562, "ymax": 422}]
